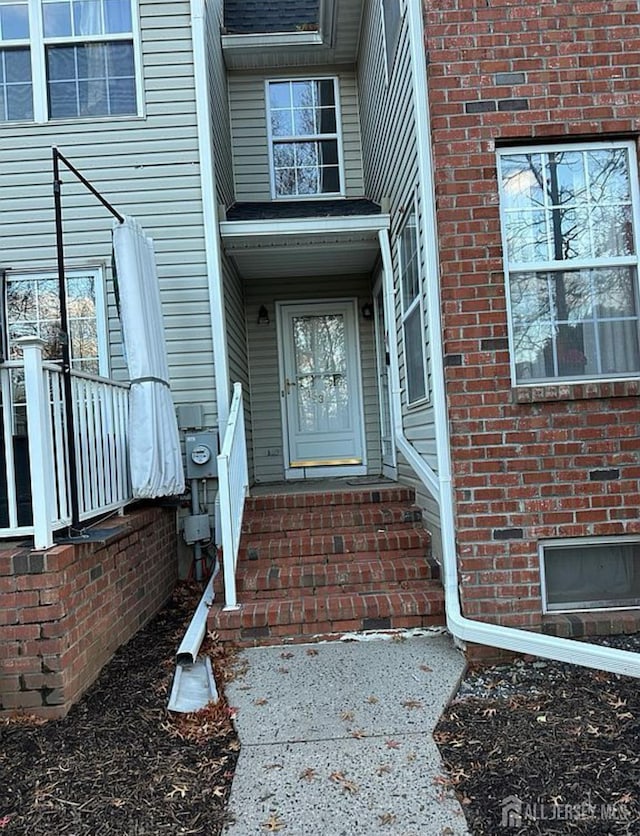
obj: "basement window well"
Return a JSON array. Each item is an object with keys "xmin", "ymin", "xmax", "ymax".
[{"xmin": 541, "ymin": 538, "xmax": 640, "ymax": 613}]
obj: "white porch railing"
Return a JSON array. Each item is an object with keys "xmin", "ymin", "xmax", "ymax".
[
  {"xmin": 217, "ymin": 382, "xmax": 249, "ymax": 610},
  {"xmin": 0, "ymin": 338, "xmax": 132, "ymax": 549}
]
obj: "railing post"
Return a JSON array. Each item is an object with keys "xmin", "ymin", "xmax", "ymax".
[{"xmin": 18, "ymin": 338, "xmax": 56, "ymax": 550}]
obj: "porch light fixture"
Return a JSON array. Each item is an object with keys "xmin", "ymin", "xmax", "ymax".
[
  {"xmin": 257, "ymin": 305, "xmax": 270, "ymax": 325},
  {"xmin": 361, "ymin": 302, "xmax": 374, "ymax": 320}
]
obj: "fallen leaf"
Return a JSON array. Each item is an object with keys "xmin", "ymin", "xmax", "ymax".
[
  {"xmin": 350, "ymin": 728, "xmax": 367, "ymax": 739},
  {"xmin": 280, "ymin": 652, "xmax": 294, "ymax": 659},
  {"xmin": 406, "ymin": 751, "xmax": 417, "ymax": 763},
  {"xmin": 340, "ymin": 710, "xmax": 355, "ymax": 722},
  {"xmin": 277, "ymin": 667, "xmax": 289, "ymax": 674},
  {"xmin": 306, "ymin": 648, "xmax": 319, "ymax": 656},
  {"xmin": 378, "ymin": 812, "xmax": 396, "ymax": 825},
  {"xmin": 402, "ymin": 699, "xmax": 423, "ymax": 710},
  {"xmin": 263, "ymin": 763, "xmax": 284, "ymax": 771},
  {"xmin": 376, "ymin": 763, "xmax": 392, "ymax": 776},
  {"xmin": 262, "ymin": 813, "xmax": 285, "ymax": 832},
  {"xmin": 165, "ymin": 784, "xmax": 188, "ymax": 799},
  {"xmin": 385, "ymin": 739, "xmax": 401, "ymax": 749},
  {"xmin": 366, "ymin": 695, "xmax": 379, "ymax": 704},
  {"xmin": 330, "ymin": 771, "xmax": 346, "ymax": 783},
  {"xmin": 299, "ymin": 767, "xmax": 316, "ymax": 782},
  {"xmin": 419, "ymin": 664, "xmax": 432, "ymax": 672},
  {"xmin": 254, "ymin": 697, "xmax": 268, "ymax": 706},
  {"xmin": 391, "ymin": 633, "xmax": 406, "ymax": 643},
  {"xmin": 342, "ymin": 779, "xmax": 359, "ymax": 794}
]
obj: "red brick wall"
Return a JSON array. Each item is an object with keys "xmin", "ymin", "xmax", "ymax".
[
  {"xmin": 424, "ymin": 0, "xmax": 640, "ymax": 631},
  {"xmin": 0, "ymin": 506, "xmax": 177, "ymax": 719}
]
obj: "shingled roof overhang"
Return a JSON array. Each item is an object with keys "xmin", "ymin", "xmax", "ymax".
[
  {"xmin": 221, "ymin": 0, "xmax": 362, "ymax": 70},
  {"xmin": 219, "ymin": 201, "xmax": 389, "ymax": 280}
]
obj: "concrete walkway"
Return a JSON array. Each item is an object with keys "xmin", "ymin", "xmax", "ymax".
[{"xmin": 223, "ymin": 632, "xmax": 470, "ymax": 836}]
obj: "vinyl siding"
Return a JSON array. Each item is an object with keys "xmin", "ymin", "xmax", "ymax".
[
  {"xmin": 222, "ymin": 250, "xmax": 254, "ymax": 482},
  {"xmin": 357, "ymin": 2, "xmax": 437, "ymax": 479},
  {"xmin": 0, "ymin": 0, "xmax": 217, "ymax": 427},
  {"xmin": 205, "ymin": 0, "xmax": 235, "ymax": 207},
  {"xmin": 228, "ymin": 68, "xmax": 365, "ymax": 202},
  {"xmin": 245, "ymin": 275, "xmax": 381, "ymax": 484}
]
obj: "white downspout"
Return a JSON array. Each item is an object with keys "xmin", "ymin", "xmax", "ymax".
[
  {"xmin": 191, "ymin": 0, "xmax": 231, "ymax": 435},
  {"xmin": 400, "ymin": 1, "xmax": 640, "ymax": 678}
]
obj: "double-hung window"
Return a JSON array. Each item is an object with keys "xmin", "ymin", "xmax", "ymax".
[
  {"xmin": 0, "ymin": 0, "xmax": 139, "ymax": 123},
  {"xmin": 5, "ymin": 268, "xmax": 108, "ymax": 374},
  {"xmin": 399, "ymin": 204, "xmax": 427, "ymax": 404},
  {"xmin": 267, "ymin": 78, "xmax": 343, "ymax": 199},
  {"xmin": 498, "ymin": 141, "xmax": 640, "ymax": 384}
]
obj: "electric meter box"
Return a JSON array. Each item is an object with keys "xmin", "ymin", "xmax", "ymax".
[{"xmin": 185, "ymin": 431, "xmax": 218, "ymax": 479}]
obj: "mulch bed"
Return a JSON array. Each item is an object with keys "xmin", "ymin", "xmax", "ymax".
[
  {"xmin": 0, "ymin": 584, "xmax": 239, "ymax": 836},
  {"xmin": 435, "ymin": 634, "xmax": 640, "ymax": 835}
]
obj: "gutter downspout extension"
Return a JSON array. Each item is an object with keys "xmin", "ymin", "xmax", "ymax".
[
  {"xmin": 401, "ymin": 1, "xmax": 640, "ymax": 678},
  {"xmin": 191, "ymin": 0, "xmax": 231, "ymax": 436}
]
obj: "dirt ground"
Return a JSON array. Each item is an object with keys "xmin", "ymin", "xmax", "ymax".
[
  {"xmin": 3, "ymin": 590, "xmax": 640, "ymax": 836},
  {"xmin": 0, "ymin": 585, "xmax": 239, "ymax": 836},
  {"xmin": 435, "ymin": 634, "xmax": 640, "ymax": 835}
]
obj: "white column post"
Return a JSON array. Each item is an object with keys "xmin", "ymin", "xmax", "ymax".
[{"xmin": 19, "ymin": 337, "xmax": 55, "ymax": 550}]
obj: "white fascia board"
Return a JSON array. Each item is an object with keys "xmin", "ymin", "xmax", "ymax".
[
  {"xmin": 220, "ymin": 214, "xmax": 390, "ymax": 240},
  {"xmin": 222, "ymin": 31, "xmax": 323, "ymax": 51}
]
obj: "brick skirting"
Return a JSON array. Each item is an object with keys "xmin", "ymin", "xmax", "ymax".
[{"xmin": 0, "ymin": 505, "xmax": 178, "ymax": 719}]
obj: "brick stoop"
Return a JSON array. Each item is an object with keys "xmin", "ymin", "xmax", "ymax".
[{"xmin": 208, "ymin": 485, "xmax": 445, "ymax": 646}]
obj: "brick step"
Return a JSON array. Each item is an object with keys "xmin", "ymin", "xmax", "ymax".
[
  {"xmin": 208, "ymin": 588, "xmax": 446, "ymax": 647},
  {"xmin": 244, "ymin": 485, "xmax": 414, "ymax": 512},
  {"xmin": 240, "ymin": 529, "xmax": 430, "ymax": 563},
  {"xmin": 236, "ymin": 555, "xmax": 441, "ymax": 596},
  {"xmin": 241, "ymin": 503, "xmax": 423, "ymax": 536}
]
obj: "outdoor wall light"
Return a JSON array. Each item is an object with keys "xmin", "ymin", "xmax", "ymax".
[
  {"xmin": 361, "ymin": 302, "xmax": 374, "ymax": 320},
  {"xmin": 257, "ymin": 305, "xmax": 270, "ymax": 325}
]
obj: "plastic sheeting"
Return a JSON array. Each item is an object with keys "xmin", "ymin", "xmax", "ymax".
[{"xmin": 112, "ymin": 217, "xmax": 185, "ymax": 498}]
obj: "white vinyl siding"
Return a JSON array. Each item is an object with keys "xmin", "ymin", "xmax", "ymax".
[
  {"xmin": 245, "ymin": 274, "xmax": 381, "ymax": 484},
  {"xmin": 228, "ymin": 68, "xmax": 364, "ymax": 203},
  {"xmin": 0, "ymin": 0, "xmax": 217, "ymax": 428},
  {"xmin": 357, "ymin": 1, "xmax": 436, "ymax": 476}
]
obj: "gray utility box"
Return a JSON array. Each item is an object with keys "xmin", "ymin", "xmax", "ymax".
[{"xmin": 185, "ymin": 431, "xmax": 218, "ymax": 479}]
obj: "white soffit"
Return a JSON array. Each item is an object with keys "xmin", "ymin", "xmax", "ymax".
[{"xmin": 220, "ymin": 215, "xmax": 389, "ymax": 279}]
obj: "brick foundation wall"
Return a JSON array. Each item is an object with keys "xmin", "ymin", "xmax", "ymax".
[
  {"xmin": 425, "ymin": 0, "xmax": 640, "ymax": 632},
  {"xmin": 0, "ymin": 506, "xmax": 177, "ymax": 719}
]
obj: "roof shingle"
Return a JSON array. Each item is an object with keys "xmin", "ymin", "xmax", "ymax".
[
  {"xmin": 223, "ymin": 1, "xmax": 319, "ymax": 34},
  {"xmin": 226, "ymin": 199, "xmax": 382, "ymax": 222}
]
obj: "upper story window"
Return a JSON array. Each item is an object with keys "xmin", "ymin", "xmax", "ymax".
[
  {"xmin": 267, "ymin": 77, "xmax": 343, "ymax": 199},
  {"xmin": 381, "ymin": 0, "xmax": 401, "ymax": 78},
  {"xmin": 0, "ymin": 0, "xmax": 139, "ymax": 123},
  {"xmin": 498, "ymin": 141, "xmax": 640, "ymax": 384},
  {"xmin": 399, "ymin": 202, "xmax": 427, "ymax": 404}
]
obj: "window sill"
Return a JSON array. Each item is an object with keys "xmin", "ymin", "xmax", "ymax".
[{"xmin": 513, "ymin": 378, "xmax": 640, "ymax": 404}]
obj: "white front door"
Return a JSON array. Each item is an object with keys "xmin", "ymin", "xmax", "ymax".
[{"xmin": 278, "ymin": 300, "xmax": 366, "ymax": 479}]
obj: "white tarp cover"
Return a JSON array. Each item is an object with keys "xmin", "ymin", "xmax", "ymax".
[{"xmin": 112, "ymin": 217, "xmax": 185, "ymax": 498}]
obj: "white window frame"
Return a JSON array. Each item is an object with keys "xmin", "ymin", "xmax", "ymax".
[
  {"xmin": 265, "ymin": 76, "xmax": 345, "ymax": 201},
  {"xmin": 497, "ymin": 140, "xmax": 640, "ymax": 386},
  {"xmin": 540, "ymin": 535, "xmax": 640, "ymax": 614},
  {"xmin": 5, "ymin": 266, "xmax": 109, "ymax": 376},
  {"xmin": 0, "ymin": 0, "xmax": 143, "ymax": 124},
  {"xmin": 380, "ymin": 0, "xmax": 402, "ymax": 83},
  {"xmin": 398, "ymin": 194, "xmax": 428, "ymax": 406}
]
